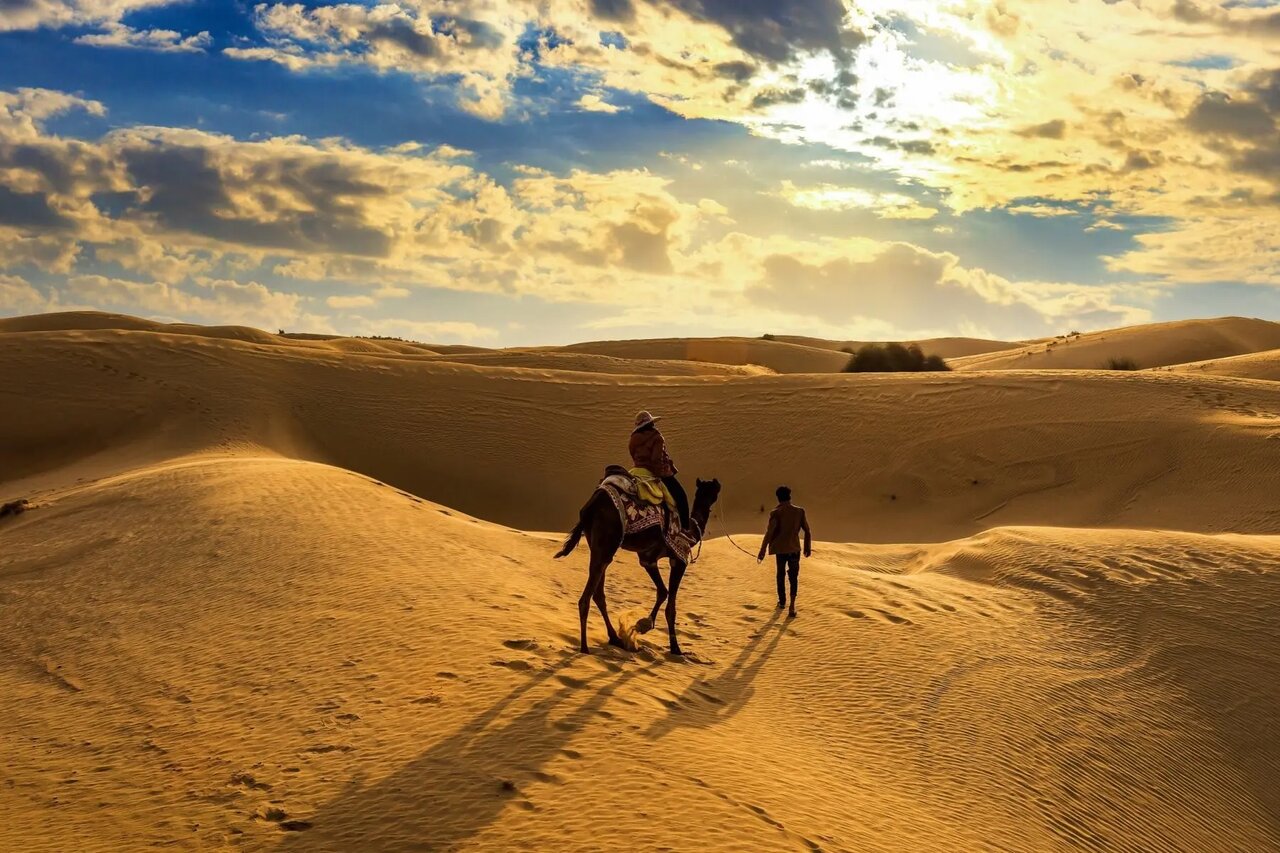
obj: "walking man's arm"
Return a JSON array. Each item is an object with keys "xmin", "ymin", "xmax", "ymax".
[
  {"xmin": 758, "ymin": 512, "xmax": 777, "ymax": 562},
  {"xmin": 801, "ymin": 509, "xmax": 812, "ymax": 558}
]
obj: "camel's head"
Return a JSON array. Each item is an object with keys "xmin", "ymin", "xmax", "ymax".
[{"xmin": 693, "ymin": 478, "xmax": 722, "ymax": 509}]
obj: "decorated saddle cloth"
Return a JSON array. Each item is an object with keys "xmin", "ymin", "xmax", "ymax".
[
  {"xmin": 597, "ymin": 467, "xmax": 692, "ymax": 563},
  {"xmin": 599, "ymin": 466, "xmax": 674, "ymax": 511}
]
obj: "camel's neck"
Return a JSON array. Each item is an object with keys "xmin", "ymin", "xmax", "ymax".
[{"xmin": 690, "ymin": 498, "xmax": 714, "ymax": 532}]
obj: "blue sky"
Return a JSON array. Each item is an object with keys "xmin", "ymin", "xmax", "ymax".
[{"xmin": 1, "ymin": 0, "xmax": 1278, "ymax": 345}]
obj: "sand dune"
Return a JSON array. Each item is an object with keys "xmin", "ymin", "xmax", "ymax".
[
  {"xmin": 951, "ymin": 316, "xmax": 1280, "ymax": 371},
  {"xmin": 548, "ymin": 336, "xmax": 852, "ymax": 373},
  {"xmin": 5, "ymin": 326, "xmax": 1279, "ymax": 542},
  {"xmin": 2, "ymin": 455, "xmax": 1278, "ymax": 851},
  {"xmin": 1161, "ymin": 347, "xmax": 1280, "ymax": 382},
  {"xmin": 424, "ymin": 350, "xmax": 770, "ymax": 376},
  {"xmin": 771, "ymin": 334, "xmax": 1021, "ymax": 359},
  {"xmin": 3, "ymin": 313, "xmax": 1280, "ymax": 851}
]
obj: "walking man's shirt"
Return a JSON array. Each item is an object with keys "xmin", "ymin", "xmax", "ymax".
[{"xmin": 758, "ymin": 494, "xmax": 812, "ymax": 618}]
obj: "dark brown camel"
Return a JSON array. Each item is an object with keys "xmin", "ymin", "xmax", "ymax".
[{"xmin": 554, "ymin": 478, "xmax": 721, "ymax": 655}]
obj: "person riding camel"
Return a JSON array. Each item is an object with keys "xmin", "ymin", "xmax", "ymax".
[{"xmin": 629, "ymin": 410, "xmax": 692, "ymax": 534}]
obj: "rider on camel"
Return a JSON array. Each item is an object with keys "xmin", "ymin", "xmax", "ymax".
[{"xmin": 629, "ymin": 410, "xmax": 692, "ymax": 534}]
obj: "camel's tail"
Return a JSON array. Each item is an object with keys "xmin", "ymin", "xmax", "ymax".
[
  {"xmin": 554, "ymin": 493, "xmax": 599, "ymax": 558},
  {"xmin": 553, "ymin": 521, "xmax": 584, "ymax": 559}
]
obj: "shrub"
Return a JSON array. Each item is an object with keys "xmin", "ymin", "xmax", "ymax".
[
  {"xmin": 1104, "ymin": 356, "xmax": 1139, "ymax": 370},
  {"xmin": 762, "ymin": 333, "xmax": 776, "ymax": 341},
  {"xmin": 843, "ymin": 343, "xmax": 952, "ymax": 373}
]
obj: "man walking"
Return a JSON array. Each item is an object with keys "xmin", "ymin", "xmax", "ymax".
[{"xmin": 757, "ymin": 486, "xmax": 812, "ymax": 618}]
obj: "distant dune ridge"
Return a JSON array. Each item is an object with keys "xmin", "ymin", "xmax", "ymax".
[
  {"xmin": 2, "ymin": 310, "xmax": 1280, "ymax": 851},
  {"xmin": 949, "ymin": 316, "xmax": 1280, "ymax": 372}
]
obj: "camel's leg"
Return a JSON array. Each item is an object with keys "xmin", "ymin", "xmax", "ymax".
[
  {"xmin": 643, "ymin": 562, "xmax": 667, "ymax": 630},
  {"xmin": 591, "ymin": 566, "xmax": 623, "ymax": 647},
  {"xmin": 578, "ymin": 557, "xmax": 607, "ymax": 654},
  {"xmin": 665, "ymin": 559, "xmax": 687, "ymax": 656}
]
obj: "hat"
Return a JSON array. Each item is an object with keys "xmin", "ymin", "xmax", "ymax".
[{"xmin": 633, "ymin": 410, "xmax": 662, "ymax": 432}]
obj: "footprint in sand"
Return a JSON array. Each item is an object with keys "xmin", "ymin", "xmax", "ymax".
[
  {"xmin": 491, "ymin": 659, "xmax": 533, "ymax": 671},
  {"xmin": 870, "ymin": 609, "xmax": 913, "ymax": 626},
  {"xmin": 503, "ymin": 639, "xmax": 538, "ymax": 651}
]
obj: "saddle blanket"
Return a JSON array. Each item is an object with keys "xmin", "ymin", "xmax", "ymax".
[
  {"xmin": 601, "ymin": 466, "xmax": 674, "ymax": 512},
  {"xmin": 600, "ymin": 483, "xmax": 693, "ymax": 564}
]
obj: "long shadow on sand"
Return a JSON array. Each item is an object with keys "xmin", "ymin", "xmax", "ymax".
[
  {"xmin": 279, "ymin": 654, "xmax": 658, "ymax": 851},
  {"xmin": 644, "ymin": 610, "xmax": 788, "ymax": 741}
]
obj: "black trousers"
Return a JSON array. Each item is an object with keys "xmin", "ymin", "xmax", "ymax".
[
  {"xmin": 776, "ymin": 553, "xmax": 800, "ymax": 604},
  {"xmin": 662, "ymin": 476, "xmax": 690, "ymax": 528}
]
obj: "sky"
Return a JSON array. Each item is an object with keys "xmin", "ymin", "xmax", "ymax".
[{"xmin": 1, "ymin": 0, "xmax": 1280, "ymax": 346}]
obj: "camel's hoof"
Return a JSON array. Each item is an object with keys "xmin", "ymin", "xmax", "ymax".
[
  {"xmin": 635, "ymin": 617, "xmax": 654, "ymax": 634},
  {"xmin": 669, "ymin": 646, "xmax": 684, "ymax": 657},
  {"xmin": 578, "ymin": 645, "xmax": 591, "ymax": 655},
  {"xmin": 607, "ymin": 636, "xmax": 628, "ymax": 649}
]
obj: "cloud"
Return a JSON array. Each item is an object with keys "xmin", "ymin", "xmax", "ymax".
[
  {"xmin": 1185, "ymin": 92, "xmax": 1276, "ymax": 139},
  {"xmin": 346, "ymin": 316, "xmax": 498, "ymax": 343},
  {"xmin": 57, "ymin": 274, "xmax": 309, "ymax": 329},
  {"xmin": 0, "ymin": 273, "xmax": 49, "ymax": 315},
  {"xmin": 1016, "ymin": 119, "xmax": 1067, "ymax": 140},
  {"xmin": 0, "ymin": 0, "xmax": 171, "ymax": 32},
  {"xmin": 75, "ymin": 24, "xmax": 211, "ymax": 53},
  {"xmin": 0, "ymin": 84, "xmax": 1185, "ymax": 340},
  {"xmin": 773, "ymin": 180, "xmax": 938, "ymax": 220},
  {"xmin": 326, "ymin": 295, "xmax": 375, "ymax": 309},
  {"xmin": 229, "ymin": 0, "xmax": 872, "ymax": 125},
  {"xmin": 576, "ymin": 93, "xmax": 624, "ymax": 113},
  {"xmin": 655, "ymin": 0, "xmax": 864, "ymax": 64},
  {"xmin": 230, "ymin": 1, "xmax": 522, "ymax": 118},
  {"xmin": 742, "ymin": 240, "xmax": 1149, "ymax": 338}
]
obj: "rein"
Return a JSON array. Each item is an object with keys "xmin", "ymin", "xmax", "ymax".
[
  {"xmin": 686, "ymin": 501, "xmax": 758, "ymax": 564},
  {"xmin": 716, "ymin": 502, "xmax": 760, "ymax": 559}
]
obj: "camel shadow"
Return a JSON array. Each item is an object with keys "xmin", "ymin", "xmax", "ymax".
[
  {"xmin": 644, "ymin": 610, "xmax": 788, "ymax": 741},
  {"xmin": 278, "ymin": 654, "xmax": 655, "ymax": 851}
]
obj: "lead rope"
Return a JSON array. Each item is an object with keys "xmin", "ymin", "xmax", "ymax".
[{"xmin": 715, "ymin": 503, "xmax": 761, "ymax": 559}]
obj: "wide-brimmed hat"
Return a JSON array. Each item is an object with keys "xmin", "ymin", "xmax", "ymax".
[{"xmin": 633, "ymin": 410, "xmax": 662, "ymax": 432}]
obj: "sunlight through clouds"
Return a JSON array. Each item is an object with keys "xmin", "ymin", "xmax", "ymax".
[{"xmin": 0, "ymin": 0, "xmax": 1278, "ymax": 340}]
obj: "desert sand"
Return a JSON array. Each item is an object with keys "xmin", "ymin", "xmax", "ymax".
[
  {"xmin": 949, "ymin": 317, "xmax": 1280, "ymax": 372},
  {"xmin": 1161, "ymin": 348, "xmax": 1280, "ymax": 382},
  {"xmin": 3, "ymin": 312, "xmax": 1280, "ymax": 852}
]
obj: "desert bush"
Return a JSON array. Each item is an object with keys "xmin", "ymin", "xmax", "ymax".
[
  {"xmin": 843, "ymin": 343, "xmax": 952, "ymax": 373},
  {"xmin": 1104, "ymin": 356, "xmax": 1139, "ymax": 370}
]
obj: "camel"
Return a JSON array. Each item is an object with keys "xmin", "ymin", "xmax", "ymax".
[{"xmin": 554, "ymin": 477, "xmax": 721, "ymax": 655}]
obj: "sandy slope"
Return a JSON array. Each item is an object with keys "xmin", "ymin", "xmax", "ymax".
[
  {"xmin": 549, "ymin": 337, "xmax": 852, "ymax": 373},
  {"xmin": 4, "ymin": 326, "xmax": 1280, "ymax": 543},
  {"xmin": 2, "ymin": 456, "xmax": 1278, "ymax": 852},
  {"xmin": 3, "ymin": 314, "xmax": 1280, "ymax": 851},
  {"xmin": 423, "ymin": 351, "xmax": 770, "ymax": 376},
  {"xmin": 951, "ymin": 317, "xmax": 1280, "ymax": 371},
  {"xmin": 1161, "ymin": 348, "xmax": 1280, "ymax": 382},
  {"xmin": 771, "ymin": 334, "xmax": 1021, "ymax": 359},
  {"xmin": 0, "ymin": 311, "xmax": 446, "ymax": 357}
]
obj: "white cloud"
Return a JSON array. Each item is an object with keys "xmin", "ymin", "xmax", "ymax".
[
  {"xmin": 75, "ymin": 24, "xmax": 211, "ymax": 53},
  {"xmin": 0, "ymin": 274, "xmax": 49, "ymax": 315},
  {"xmin": 577, "ymin": 93, "xmax": 624, "ymax": 114},
  {"xmin": 773, "ymin": 181, "xmax": 939, "ymax": 220},
  {"xmin": 326, "ymin": 294, "xmax": 376, "ymax": 309}
]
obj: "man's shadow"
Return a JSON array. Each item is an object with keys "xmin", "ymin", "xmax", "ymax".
[
  {"xmin": 644, "ymin": 610, "xmax": 788, "ymax": 741},
  {"xmin": 280, "ymin": 654, "xmax": 656, "ymax": 851}
]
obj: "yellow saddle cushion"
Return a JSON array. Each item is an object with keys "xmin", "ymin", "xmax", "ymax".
[{"xmin": 628, "ymin": 467, "xmax": 676, "ymax": 512}]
